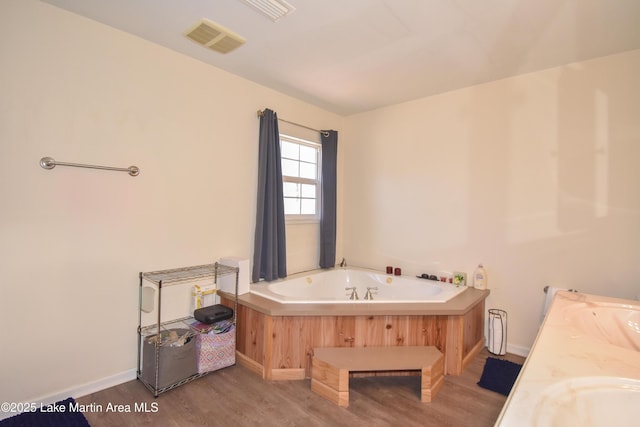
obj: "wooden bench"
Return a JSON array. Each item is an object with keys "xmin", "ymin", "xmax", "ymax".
[{"xmin": 311, "ymin": 346, "xmax": 444, "ymax": 407}]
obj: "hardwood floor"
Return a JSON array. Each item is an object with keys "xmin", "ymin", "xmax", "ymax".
[{"xmin": 76, "ymin": 349, "xmax": 525, "ymax": 427}]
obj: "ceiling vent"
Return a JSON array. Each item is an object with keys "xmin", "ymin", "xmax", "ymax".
[
  {"xmin": 239, "ymin": 0, "xmax": 295, "ymax": 22},
  {"xmin": 184, "ymin": 19, "xmax": 246, "ymax": 54}
]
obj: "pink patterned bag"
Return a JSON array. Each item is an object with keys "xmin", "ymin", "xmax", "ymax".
[{"xmin": 195, "ymin": 324, "xmax": 235, "ymax": 374}]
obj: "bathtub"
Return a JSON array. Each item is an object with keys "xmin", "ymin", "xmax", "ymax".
[{"xmin": 250, "ymin": 268, "xmax": 468, "ymax": 304}]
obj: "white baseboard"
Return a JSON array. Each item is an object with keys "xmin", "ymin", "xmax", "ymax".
[
  {"xmin": 68, "ymin": 368, "xmax": 137, "ymax": 399},
  {"xmin": 506, "ymin": 343, "xmax": 530, "ymax": 358},
  {"xmin": 483, "ymin": 337, "xmax": 530, "ymax": 358},
  {"xmin": 0, "ymin": 369, "xmax": 136, "ymax": 421}
]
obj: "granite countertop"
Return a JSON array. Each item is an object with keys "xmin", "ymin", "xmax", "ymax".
[{"xmin": 496, "ymin": 291, "xmax": 640, "ymax": 426}]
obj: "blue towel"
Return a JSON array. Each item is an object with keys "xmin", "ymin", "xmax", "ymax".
[{"xmin": 477, "ymin": 357, "xmax": 522, "ymax": 396}]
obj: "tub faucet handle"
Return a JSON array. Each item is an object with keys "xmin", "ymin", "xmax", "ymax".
[
  {"xmin": 339, "ymin": 258, "xmax": 347, "ymax": 268},
  {"xmin": 365, "ymin": 286, "xmax": 378, "ymax": 300},
  {"xmin": 345, "ymin": 286, "xmax": 359, "ymax": 300}
]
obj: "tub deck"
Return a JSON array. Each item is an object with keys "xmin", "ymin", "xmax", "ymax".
[
  {"xmin": 220, "ymin": 287, "xmax": 488, "ymax": 380},
  {"xmin": 231, "ymin": 286, "xmax": 486, "ymax": 316},
  {"xmin": 249, "ymin": 268, "xmax": 466, "ymax": 304}
]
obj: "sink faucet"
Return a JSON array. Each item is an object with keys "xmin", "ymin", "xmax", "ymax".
[
  {"xmin": 364, "ymin": 286, "xmax": 378, "ymax": 300},
  {"xmin": 345, "ymin": 286, "xmax": 359, "ymax": 300},
  {"xmin": 339, "ymin": 257, "xmax": 347, "ymax": 268}
]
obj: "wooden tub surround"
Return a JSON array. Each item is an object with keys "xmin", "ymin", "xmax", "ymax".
[
  {"xmin": 220, "ymin": 287, "xmax": 488, "ymax": 381},
  {"xmin": 311, "ymin": 346, "xmax": 444, "ymax": 407}
]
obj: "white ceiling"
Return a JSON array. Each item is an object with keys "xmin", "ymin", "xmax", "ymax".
[{"xmin": 41, "ymin": 0, "xmax": 640, "ymax": 116}]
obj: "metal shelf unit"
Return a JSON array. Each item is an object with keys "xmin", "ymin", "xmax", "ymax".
[{"xmin": 137, "ymin": 262, "xmax": 239, "ymax": 397}]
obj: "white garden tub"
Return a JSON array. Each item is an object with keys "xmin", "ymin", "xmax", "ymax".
[{"xmin": 250, "ymin": 268, "xmax": 468, "ymax": 304}]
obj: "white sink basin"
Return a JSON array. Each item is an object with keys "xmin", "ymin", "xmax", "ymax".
[
  {"xmin": 563, "ymin": 302, "xmax": 640, "ymax": 351},
  {"xmin": 534, "ymin": 377, "xmax": 640, "ymax": 426}
]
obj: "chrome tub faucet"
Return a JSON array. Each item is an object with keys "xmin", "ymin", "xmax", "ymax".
[
  {"xmin": 364, "ymin": 286, "xmax": 378, "ymax": 300},
  {"xmin": 345, "ymin": 286, "xmax": 359, "ymax": 300}
]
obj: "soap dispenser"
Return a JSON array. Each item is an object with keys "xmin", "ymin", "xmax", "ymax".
[{"xmin": 473, "ymin": 264, "xmax": 487, "ymax": 290}]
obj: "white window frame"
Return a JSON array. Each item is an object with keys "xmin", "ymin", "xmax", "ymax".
[{"xmin": 280, "ymin": 133, "xmax": 321, "ymax": 223}]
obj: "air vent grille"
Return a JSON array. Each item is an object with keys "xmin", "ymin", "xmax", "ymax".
[
  {"xmin": 239, "ymin": 0, "xmax": 295, "ymax": 22},
  {"xmin": 186, "ymin": 23, "xmax": 223, "ymax": 45},
  {"xmin": 209, "ymin": 36, "xmax": 245, "ymax": 54},
  {"xmin": 184, "ymin": 19, "xmax": 246, "ymax": 54}
]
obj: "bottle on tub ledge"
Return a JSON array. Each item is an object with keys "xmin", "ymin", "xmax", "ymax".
[{"xmin": 473, "ymin": 264, "xmax": 488, "ymax": 290}]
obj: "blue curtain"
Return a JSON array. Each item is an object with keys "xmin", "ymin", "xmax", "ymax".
[
  {"xmin": 319, "ymin": 130, "xmax": 338, "ymax": 268},
  {"xmin": 252, "ymin": 109, "xmax": 287, "ymax": 282}
]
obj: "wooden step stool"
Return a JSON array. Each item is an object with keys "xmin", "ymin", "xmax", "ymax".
[{"xmin": 311, "ymin": 346, "xmax": 444, "ymax": 407}]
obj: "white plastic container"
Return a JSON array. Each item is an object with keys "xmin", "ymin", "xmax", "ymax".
[
  {"xmin": 473, "ymin": 264, "xmax": 487, "ymax": 289},
  {"xmin": 219, "ymin": 257, "xmax": 250, "ymax": 295}
]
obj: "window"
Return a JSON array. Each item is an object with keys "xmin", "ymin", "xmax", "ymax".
[{"xmin": 280, "ymin": 134, "xmax": 321, "ymax": 221}]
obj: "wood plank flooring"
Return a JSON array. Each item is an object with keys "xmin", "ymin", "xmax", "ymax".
[{"xmin": 76, "ymin": 349, "xmax": 525, "ymax": 427}]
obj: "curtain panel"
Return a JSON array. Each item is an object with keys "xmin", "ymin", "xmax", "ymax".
[
  {"xmin": 319, "ymin": 130, "xmax": 338, "ymax": 268},
  {"xmin": 252, "ymin": 109, "xmax": 287, "ymax": 282}
]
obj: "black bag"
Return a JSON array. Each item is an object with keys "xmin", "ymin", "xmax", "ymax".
[{"xmin": 194, "ymin": 304, "xmax": 233, "ymax": 324}]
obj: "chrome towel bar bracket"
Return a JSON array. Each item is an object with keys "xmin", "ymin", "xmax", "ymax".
[
  {"xmin": 40, "ymin": 156, "xmax": 139, "ymax": 177},
  {"xmin": 543, "ymin": 286, "xmax": 578, "ymax": 294}
]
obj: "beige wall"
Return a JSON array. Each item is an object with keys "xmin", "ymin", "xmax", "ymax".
[
  {"xmin": 0, "ymin": 0, "xmax": 342, "ymax": 406},
  {"xmin": 2, "ymin": 0, "xmax": 639, "ymax": 408},
  {"xmin": 343, "ymin": 49, "xmax": 640, "ymax": 354}
]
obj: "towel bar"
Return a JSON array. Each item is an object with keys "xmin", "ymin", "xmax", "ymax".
[{"xmin": 40, "ymin": 156, "xmax": 139, "ymax": 176}]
